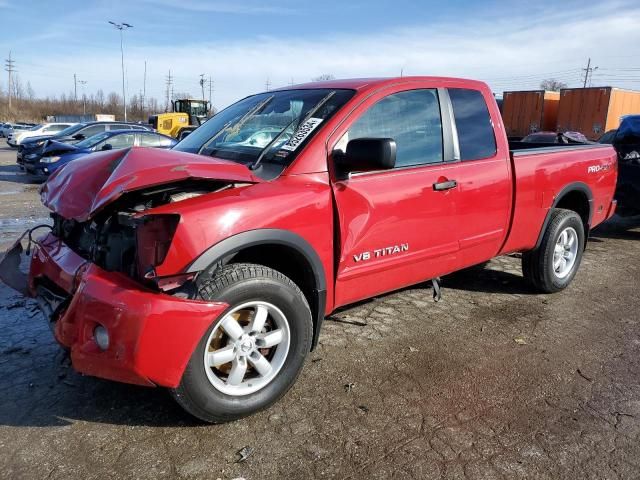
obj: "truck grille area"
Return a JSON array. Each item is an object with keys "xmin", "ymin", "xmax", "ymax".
[{"xmin": 52, "ymin": 212, "xmax": 138, "ymax": 278}]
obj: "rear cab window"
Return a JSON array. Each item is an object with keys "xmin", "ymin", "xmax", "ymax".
[{"xmin": 448, "ymin": 88, "xmax": 497, "ymax": 161}]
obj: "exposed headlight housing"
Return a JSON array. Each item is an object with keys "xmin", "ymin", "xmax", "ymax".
[
  {"xmin": 135, "ymin": 214, "xmax": 180, "ymax": 275},
  {"xmin": 40, "ymin": 156, "xmax": 61, "ymax": 163}
]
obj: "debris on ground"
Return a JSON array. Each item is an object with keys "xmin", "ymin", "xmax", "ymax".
[
  {"xmin": 577, "ymin": 368, "xmax": 593, "ymax": 382},
  {"xmin": 409, "ymin": 346, "xmax": 419, "ymax": 353},
  {"xmin": 235, "ymin": 446, "xmax": 254, "ymax": 463},
  {"xmin": 5, "ymin": 299, "xmax": 25, "ymax": 310},
  {"xmin": 327, "ymin": 316, "xmax": 367, "ymax": 327},
  {"xmin": 344, "ymin": 383, "xmax": 355, "ymax": 393},
  {"xmin": 514, "ymin": 336, "xmax": 528, "ymax": 345},
  {"xmin": 2, "ymin": 346, "xmax": 29, "ymax": 355},
  {"xmin": 357, "ymin": 405, "xmax": 369, "ymax": 413}
]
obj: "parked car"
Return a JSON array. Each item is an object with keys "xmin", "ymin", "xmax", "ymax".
[
  {"xmin": 1, "ymin": 76, "xmax": 618, "ymax": 423},
  {"xmin": 0, "ymin": 123, "xmax": 11, "ymax": 137},
  {"xmin": 17, "ymin": 121, "xmax": 152, "ymax": 166},
  {"xmin": 24, "ymin": 129, "xmax": 176, "ymax": 177},
  {"xmin": 1, "ymin": 123, "xmax": 35, "ymax": 138},
  {"xmin": 598, "ymin": 130, "xmax": 618, "ymax": 145},
  {"xmin": 7, "ymin": 123, "xmax": 75, "ymax": 147},
  {"xmin": 603, "ymin": 115, "xmax": 640, "ymax": 216},
  {"xmin": 520, "ymin": 131, "xmax": 591, "ymax": 144}
]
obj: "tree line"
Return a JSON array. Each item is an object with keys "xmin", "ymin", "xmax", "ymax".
[{"xmin": 0, "ymin": 75, "xmax": 163, "ymax": 123}]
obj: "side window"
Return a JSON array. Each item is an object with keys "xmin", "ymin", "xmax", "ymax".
[
  {"xmin": 80, "ymin": 125, "xmax": 106, "ymax": 137},
  {"xmin": 138, "ymin": 133, "xmax": 161, "ymax": 147},
  {"xmin": 342, "ymin": 89, "xmax": 443, "ymax": 168},
  {"xmin": 158, "ymin": 136, "xmax": 175, "ymax": 147},
  {"xmin": 448, "ymin": 88, "xmax": 497, "ymax": 161},
  {"xmin": 105, "ymin": 133, "xmax": 135, "ymax": 149}
]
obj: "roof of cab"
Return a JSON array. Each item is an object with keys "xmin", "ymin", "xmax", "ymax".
[{"xmin": 274, "ymin": 76, "xmax": 488, "ymax": 93}]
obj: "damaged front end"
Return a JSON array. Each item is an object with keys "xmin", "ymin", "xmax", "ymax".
[{"xmin": 0, "ymin": 147, "xmax": 261, "ymax": 387}]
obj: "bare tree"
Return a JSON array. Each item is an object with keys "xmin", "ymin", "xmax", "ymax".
[
  {"xmin": 26, "ymin": 82, "xmax": 35, "ymax": 101},
  {"xmin": 540, "ymin": 78, "xmax": 567, "ymax": 91},
  {"xmin": 311, "ymin": 74, "xmax": 335, "ymax": 82}
]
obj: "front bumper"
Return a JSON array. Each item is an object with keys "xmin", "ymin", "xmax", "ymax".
[{"xmin": 26, "ymin": 233, "xmax": 228, "ymax": 387}]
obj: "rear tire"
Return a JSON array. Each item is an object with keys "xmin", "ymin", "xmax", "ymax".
[
  {"xmin": 171, "ymin": 263, "xmax": 312, "ymax": 423},
  {"xmin": 522, "ymin": 209, "xmax": 585, "ymax": 293}
]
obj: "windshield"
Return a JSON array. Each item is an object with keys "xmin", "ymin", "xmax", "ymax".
[
  {"xmin": 76, "ymin": 131, "xmax": 111, "ymax": 149},
  {"xmin": 29, "ymin": 125, "xmax": 42, "ymax": 131},
  {"xmin": 55, "ymin": 123, "xmax": 87, "ymax": 137},
  {"xmin": 174, "ymin": 89, "xmax": 355, "ymax": 175}
]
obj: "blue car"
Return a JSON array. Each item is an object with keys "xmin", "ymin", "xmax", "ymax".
[{"xmin": 25, "ymin": 129, "xmax": 177, "ymax": 178}]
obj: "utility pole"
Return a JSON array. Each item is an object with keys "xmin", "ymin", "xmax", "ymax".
[
  {"xmin": 208, "ymin": 76, "xmax": 213, "ymax": 112},
  {"xmin": 5, "ymin": 51, "xmax": 16, "ymax": 111},
  {"xmin": 165, "ymin": 69, "xmax": 172, "ymax": 112},
  {"xmin": 265, "ymin": 78, "xmax": 271, "ymax": 91},
  {"xmin": 582, "ymin": 58, "xmax": 598, "ymax": 88},
  {"xmin": 78, "ymin": 80, "xmax": 87, "ymax": 115},
  {"xmin": 74, "ymin": 73, "xmax": 77, "ymax": 102},
  {"xmin": 142, "ymin": 60, "xmax": 147, "ymax": 114},
  {"xmin": 109, "ymin": 21, "xmax": 133, "ymax": 121},
  {"xmin": 199, "ymin": 73, "xmax": 206, "ymax": 102}
]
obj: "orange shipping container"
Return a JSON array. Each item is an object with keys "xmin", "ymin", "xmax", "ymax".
[
  {"xmin": 502, "ymin": 90, "xmax": 560, "ymax": 138},
  {"xmin": 557, "ymin": 87, "xmax": 640, "ymax": 140}
]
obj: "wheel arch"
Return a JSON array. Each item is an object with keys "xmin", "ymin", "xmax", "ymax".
[
  {"xmin": 535, "ymin": 182, "xmax": 593, "ymax": 249},
  {"xmin": 187, "ymin": 229, "xmax": 327, "ymax": 350}
]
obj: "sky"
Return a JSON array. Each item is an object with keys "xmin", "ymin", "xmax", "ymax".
[{"xmin": 1, "ymin": 0, "xmax": 640, "ymax": 110}]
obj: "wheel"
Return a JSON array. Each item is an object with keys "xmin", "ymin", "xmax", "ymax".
[
  {"xmin": 522, "ymin": 209, "xmax": 585, "ymax": 293},
  {"xmin": 171, "ymin": 263, "xmax": 312, "ymax": 423}
]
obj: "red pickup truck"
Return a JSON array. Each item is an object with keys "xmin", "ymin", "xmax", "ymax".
[{"xmin": 1, "ymin": 77, "xmax": 617, "ymax": 423}]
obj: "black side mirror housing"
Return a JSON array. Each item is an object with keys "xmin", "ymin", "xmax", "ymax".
[
  {"xmin": 334, "ymin": 138, "xmax": 396, "ymax": 177},
  {"xmin": 73, "ymin": 133, "xmax": 85, "ymax": 140},
  {"xmin": 101, "ymin": 143, "xmax": 113, "ymax": 151}
]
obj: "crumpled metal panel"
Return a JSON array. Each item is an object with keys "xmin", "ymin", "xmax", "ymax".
[{"xmin": 40, "ymin": 147, "xmax": 260, "ymax": 221}]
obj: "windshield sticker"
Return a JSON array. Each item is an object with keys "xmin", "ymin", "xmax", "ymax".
[{"xmin": 280, "ymin": 118, "xmax": 324, "ymax": 151}]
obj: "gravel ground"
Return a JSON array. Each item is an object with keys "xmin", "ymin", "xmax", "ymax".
[{"xmin": 0, "ymin": 139, "xmax": 639, "ymax": 479}]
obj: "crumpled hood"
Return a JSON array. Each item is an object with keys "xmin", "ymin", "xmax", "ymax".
[
  {"xmin": 42, "ymin": 140, "xmax": 80, "ymax": 156},
  {"xmin": 41, "ymin": 147, "xmax": 261, "ymax": 221}
]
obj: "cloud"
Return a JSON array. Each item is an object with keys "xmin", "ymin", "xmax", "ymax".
[{"xmin": 17, "ymin": 1, "xmax": 640, "ymax": 110}]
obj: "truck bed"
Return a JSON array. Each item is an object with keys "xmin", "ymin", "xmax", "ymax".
[{"xmin": 500, "ymin": 142, "xmax": 617, "ymax": 255}]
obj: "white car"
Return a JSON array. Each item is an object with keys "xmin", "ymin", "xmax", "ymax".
[
  {"xmin": 7, "ymin": 123, "xmax": 75, "ymax": 147},
  {"xmin": 0, "ymin": 123, "xmax": 32, "ymax": 138}
]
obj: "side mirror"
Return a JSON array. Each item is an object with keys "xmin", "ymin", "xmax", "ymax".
[
  {"xmin": 334, "ymin": 138, "xmax": 396, "ymax": 177},
  {"xmin": 101, "ymin": 143, "xmax": 113, "ymax": 151},
  {"xmin": 73, "ymin": 133, "xmax": 85, "ymax": 140}
]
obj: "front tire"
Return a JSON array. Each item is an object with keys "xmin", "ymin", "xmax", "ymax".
[
  {"xmin": 522, "ymin": 209, "xmax": 585, "ymax": 293},
  {"xmin": 172, "ymin": 263, "xmax": 312, "ymax": 423}
]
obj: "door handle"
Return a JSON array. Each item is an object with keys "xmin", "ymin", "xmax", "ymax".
[{"xmin": 433, "ymin": 179, "xmax": 458, "ymax": 191}]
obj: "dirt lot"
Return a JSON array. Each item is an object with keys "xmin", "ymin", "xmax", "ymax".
[{"xmin": 0, "ymin": 138, "xmax": 639, "ymax": 479}]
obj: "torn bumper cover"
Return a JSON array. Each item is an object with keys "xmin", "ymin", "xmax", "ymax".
[{"xmin": 18, "ymin": 233, "xmax": 228, "ymax": 387}]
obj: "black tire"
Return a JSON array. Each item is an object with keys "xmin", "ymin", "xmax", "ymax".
[
  {"xmin": 171, "ymin": 263, "xmax": 312, "ymax": 423},
  {"xmin": 522, "ymin": 209, "xmax": 585, "ymax": 293}
]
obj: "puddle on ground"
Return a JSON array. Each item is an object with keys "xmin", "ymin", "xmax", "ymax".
[{"xmin": 0, "ymin": 217, "xmax": 52, "ymax": 242}]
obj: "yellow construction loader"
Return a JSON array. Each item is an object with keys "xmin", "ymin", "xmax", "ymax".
[{"xmin": 149, "ymin": 99, "xmax": 210, "ymax": 139}]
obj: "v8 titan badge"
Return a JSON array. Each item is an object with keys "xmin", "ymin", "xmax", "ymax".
[{"xmin": 281, "ymin": 118, "xmax": 324, "ymax": 151}]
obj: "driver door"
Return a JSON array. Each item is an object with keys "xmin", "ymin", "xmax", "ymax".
[{"xmin": 330, "ymin": 86, "xmax": 461, "ymax": 307}]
